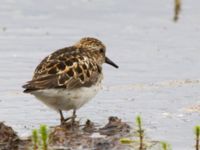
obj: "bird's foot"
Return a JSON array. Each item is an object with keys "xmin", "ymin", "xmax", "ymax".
[{"xmin": 60, "ymin": 115, "xmax": 77, "ymax": 128}]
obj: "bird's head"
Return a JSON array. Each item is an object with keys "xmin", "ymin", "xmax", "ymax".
[{"xmin": 75, "ymin": 37, "xmax": 119, "ymax": 68}]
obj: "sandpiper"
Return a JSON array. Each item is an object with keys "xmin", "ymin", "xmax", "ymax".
[{"xmin": 23, "ymin": 37, "xmax": 118, "ymax": 125}]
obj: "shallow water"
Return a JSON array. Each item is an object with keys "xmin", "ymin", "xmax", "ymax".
[{"xmin": 0, "ymin": 0, "xmax": 200, "ymax": 149}]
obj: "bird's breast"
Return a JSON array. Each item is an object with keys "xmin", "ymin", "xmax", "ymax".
[{"xmin": 31, "ymin": 77, "xmax": 103, "ymax": 111}]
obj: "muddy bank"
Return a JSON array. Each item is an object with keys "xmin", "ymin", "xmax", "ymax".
[
  {"xmin": 0, "ymin": 117, "xmax": 161, "ymax": 150},
  {"xmin": 0, "ymin": 122, "xmax": 30, "ymax": 150}
]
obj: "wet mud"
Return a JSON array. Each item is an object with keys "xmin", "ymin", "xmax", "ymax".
[{"xmin": 0, "ymin": 117, "xmax": 160, "ymax": 150}]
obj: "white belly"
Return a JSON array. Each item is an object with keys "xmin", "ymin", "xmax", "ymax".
[{"xmin": 31, "ymin": 83, "xmax": 102, "ymax": 111}]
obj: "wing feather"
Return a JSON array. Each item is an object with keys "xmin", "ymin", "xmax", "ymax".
[{"xmin": 23, "ymin": 47, "xmax": 102, "ymax": 93}]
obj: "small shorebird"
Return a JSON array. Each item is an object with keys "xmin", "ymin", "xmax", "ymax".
[{"xmin": 23, "ymin": 37, "xmax": 118, "ymax": 125}]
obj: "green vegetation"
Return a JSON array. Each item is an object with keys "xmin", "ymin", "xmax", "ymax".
[
  {"xmin": 161, "ymin": 141, "xmax": 171, "ymax": 150},
  {"xmin": 194, "ymin": 126, "xmax": 200, "ymax": 150},
  {"xmin": 40, "ymin": 125, "xmax": 48, "ymax": 150},
  {"xmin": 119, "ymin": 115, "xmax": 200, "ymax": 150},
  {"xmin": 120, "ymin": 138, "xmax": 134, "ymax": 144},
  {"xmin": 32, "ymin": 129, "xmax": 38, "ymax": 150},
  {"xmin": 136, "ymin": 115, "xmax": 144, "ymax": 150},
  {"xmin": 31, "ymin": 125, "xmax": 48, "ymax": 150},
  {"xmin": 120, "ymin": 115, "xmax": 145, "ymax": 150}
]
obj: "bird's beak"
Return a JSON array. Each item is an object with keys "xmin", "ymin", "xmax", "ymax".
[{"xmin": 105, "ymin": 56, "xmax": 119, "ymax": 68}]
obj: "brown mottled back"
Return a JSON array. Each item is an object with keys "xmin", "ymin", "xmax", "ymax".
[{"xmin": 23, "ymin": 38, "xmax": 105, "ymax": 92}]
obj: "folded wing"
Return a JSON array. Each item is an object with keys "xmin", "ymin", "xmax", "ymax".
[{"xmin": 23, "ymin": 47, "xmax": 102, "ymax": 93}]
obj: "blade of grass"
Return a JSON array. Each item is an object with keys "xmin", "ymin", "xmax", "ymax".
[
  {"xmin": 136, "ymin": 115, "xmax": 144, "ymax": 150},
  {"xmin": 40, "ymin": 125, "xmax": 48, "ymax": 150},
  {"xmin": 194, "ymin": 126, "xmax": 200, "ymax": 150},
  {"xmin": 32, "ymin": 129, "xmax": 38, "ymax": 150}
]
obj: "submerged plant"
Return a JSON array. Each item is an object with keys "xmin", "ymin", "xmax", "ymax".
[{"xmin": 194, "ymin": 126, "xmax": 200, "ymax": 150}]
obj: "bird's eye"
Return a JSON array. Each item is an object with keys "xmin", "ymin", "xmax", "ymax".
[{"xmin": 100, "ymin": 48, "xmax": 104, "ymax": 53}]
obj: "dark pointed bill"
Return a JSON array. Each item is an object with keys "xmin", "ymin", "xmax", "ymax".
[{"xmin": 105, "ymin": 57, "xmax": 119, "ymax": 68}]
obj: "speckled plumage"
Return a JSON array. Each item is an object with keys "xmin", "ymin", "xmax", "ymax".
[
  {"xmin": 23, "ymin": 38, "xmax": 105, "ymax": 92},
  {"xmin": 22, "ymin": 37, "xmax": 118, "ymax": 124}
]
